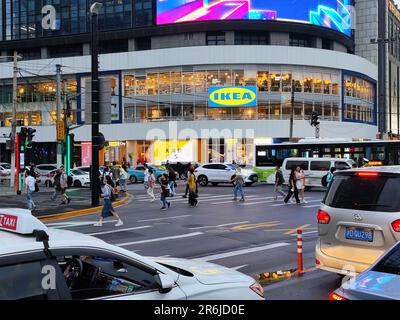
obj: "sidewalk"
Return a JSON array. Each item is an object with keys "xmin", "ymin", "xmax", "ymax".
[{"xmin": 0, "ymin": 185, "xmax": 127, "ymax": 218}]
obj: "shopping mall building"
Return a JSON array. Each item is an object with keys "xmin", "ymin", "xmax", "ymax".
[{"xmin": 0, "ymin": 0, "xmax": 384, "ymax": 166}]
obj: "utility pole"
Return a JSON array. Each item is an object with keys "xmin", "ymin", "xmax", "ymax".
[
  {"xmin": 10, "ymin": 51, "xmax": 19, "ymax": 190},
  {"xmin": 289, "ymin": 78, "xmax": 295, "ymax": 141},
  {"xmin": 62, "ymin": 79, "xmax": 68, "ymax": 169},
  {"xmin": 56, "ymin": 64, "xmax": 62, "ymax": 167},
  {"xmin": 90, "ymin": 2, "xmax": 103, "ymax": 207}
]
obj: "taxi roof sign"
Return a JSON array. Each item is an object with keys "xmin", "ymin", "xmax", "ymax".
[{"xmin": 0, "ymin": 209, "xmax": 48, "ymax": 235}]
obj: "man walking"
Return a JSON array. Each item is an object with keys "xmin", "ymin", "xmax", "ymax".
[
  {"xmin": 111, "ymin": 162, "xmax": 121, "ymax": 187},
  {"xmin": 25, "ymin": 171, "xmax": 36, "ymax": 211},
  {"xmin": 231, "ymin": 167, "xmax": 245, "ymax": 202},
  {"xmin": 51, "ymin": 167, "xmax": 62, "ymax": 201},
  {"xmin": 143, "ymin": 164, "xmax": 150, "ymax": 194},
  {"xmin": 59, "ymin": 166, "xmax": 71, "ymax": 205},
  {"xmin": 274, "ymin": 166, "xmax": 286, "ymax": 200}
]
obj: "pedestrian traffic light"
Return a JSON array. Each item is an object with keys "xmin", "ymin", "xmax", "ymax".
[
  {"xmin": 26, "ymin": 127, "xmax": 36, "ymax": 148},
  {"xmin": 18, "ymin": 127, "xmax": 28, "ymax": 148},
  {"xmin": 311, "ymin": 112, "xmax": 320, "ymax": 127}
]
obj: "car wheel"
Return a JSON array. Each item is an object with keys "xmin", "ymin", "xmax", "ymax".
[
  {"xmin": 129, "ymin": 175, "xmax": 137, "ymax": 184},
  {"xmin": 198, "ymin": 175, "xmax": 208, "ymax": 187},
  {"xmin": 73, "ymin": 180, "xmax": 82, "ymax": 188}
]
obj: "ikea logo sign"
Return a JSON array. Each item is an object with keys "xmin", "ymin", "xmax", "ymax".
[{"xmin": 208, "ymin": 86, "xmax": 257, "ymax": 108}]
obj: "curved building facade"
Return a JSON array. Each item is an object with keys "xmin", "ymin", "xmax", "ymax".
[{"xmin": 0, "ymin": 0, "xmax": 379, "ymax": 166}]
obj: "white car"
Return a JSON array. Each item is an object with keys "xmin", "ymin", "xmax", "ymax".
[
  {"xmin": 0, "ymin": 209, "xmax": 264, "ymax": 300},
  {"xmin": 69, "ymin": 169, "xmax": 90, "ymax": 188},
  {"xmin": 0, "ymin": 163, "xmax": 11, "ymax": 177},
  {"xmin": 194, "ymin": 163, "xmax": 259, "ymax": 187}
]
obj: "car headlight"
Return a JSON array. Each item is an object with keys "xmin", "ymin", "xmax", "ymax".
[{"xmin": 250, "ymin": 282, "xmax": 265, "ymax": 298}]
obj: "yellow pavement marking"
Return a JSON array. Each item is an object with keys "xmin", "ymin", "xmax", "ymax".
[
  {"xmin": 232, "ymin": 221, "xmax": 282, "ymax": 231},
  {"xmin": 284, "ymin": 224, "xmax": 311, "ymax": 235}
]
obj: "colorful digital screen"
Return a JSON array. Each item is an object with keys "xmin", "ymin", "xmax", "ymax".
[{"xmin": 156, "ymin": 0, "xmax": 352, "ymax": 36}]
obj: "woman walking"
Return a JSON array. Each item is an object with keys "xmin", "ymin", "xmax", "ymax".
[
  {"xmin": 94, "ymin": 175, "xmax": 124, "ymax": 227},
  {"xmin": 119, "ymin": 164, "xmax": 128, "ymax": 193},
  {"xmin": 188, "ymin": 168, "xmax": 198, "ymax": 207},
  {"xmin": 160, "ymin": 174, "xmax": 171, "ymax": 211},
  {"xmin": 231, "ymin": 167, "xmax": 245, "ymax": 202},
  {"xmin": 147, "ymin": 168, "xmax": 156, "ymax": 202},
  {"xmin": 295, "ymin": 166, "xmax": 307, "ymax": 203},
  {"xmin": 284, "ymin": 168, "xmax": 301, "ymax": 204}
]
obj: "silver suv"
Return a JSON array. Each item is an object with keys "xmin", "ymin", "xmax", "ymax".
[{"xmin": 316, "ymin": 166, "xmax": 400, "ymax": 275}]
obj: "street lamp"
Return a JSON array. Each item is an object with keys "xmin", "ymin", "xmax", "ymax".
[{"xmin": 90, "ymin": 1, "xmax": 103, "ymax": 207}]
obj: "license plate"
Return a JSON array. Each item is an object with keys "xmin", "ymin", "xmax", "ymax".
[{"xmin": 345, "ymin": 227, "xmax": 374, "ymax": 242}]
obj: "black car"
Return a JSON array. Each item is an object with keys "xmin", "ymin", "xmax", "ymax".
[{"xmin": 163, "ymin": 162, "xmax": 199, "ymax": 180}]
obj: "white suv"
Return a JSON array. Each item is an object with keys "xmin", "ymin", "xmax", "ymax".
[{"xmin": 195, "ymin": 163, "xmax": 258, "ymax": 187}]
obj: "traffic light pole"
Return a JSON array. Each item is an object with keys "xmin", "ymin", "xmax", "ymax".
[
  {"xmin": 289, "ymin": 79, "xmax": 295, "ymax": 141},
  {"xmin": 56, "ymin": 64, "xmax": 63, "ymax": 168},
  {"xmin": 90, "ymin": 3, "xmax": 102, "ymax": 207},
  {"xmin": 10, "ymin": 51, "xmax": 18, "ymax": 190}
]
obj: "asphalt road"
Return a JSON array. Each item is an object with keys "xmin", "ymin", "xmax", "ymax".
[{"xmin": 44, "ymin": 182, "xmax": 342, "ymax": 300}]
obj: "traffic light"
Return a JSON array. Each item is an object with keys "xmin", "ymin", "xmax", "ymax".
[
  {"xmin": 311, "ymin": 112, "xmax": 320, "ymax": 127},
  {"xmin": 18, "ymin": 127, "xmax": 28, "ymax": 148},
  {"xmin": 66, "ymin": 133, "xmax": 75, "ymax": 176},
  {"xmin": 26, "ymin": 127, "xmax": 36, "ymax": 148}
]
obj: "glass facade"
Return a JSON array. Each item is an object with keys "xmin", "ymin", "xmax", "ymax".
[{"xmin": 2, "ymin": 0, "xmax": 153, "ymax": 40}]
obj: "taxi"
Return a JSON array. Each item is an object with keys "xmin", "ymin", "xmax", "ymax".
[{"xmin": 0, "ymin": 209, "xmax": 264, "ymax": 300}]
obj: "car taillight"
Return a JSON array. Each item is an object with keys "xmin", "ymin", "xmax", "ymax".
[
  {"xmin": 315, "ymin": 259, "xmax": 321, "ymax": 265},
  {"xmin": 317, "ymin": 210, "xmax": 331, "ymax": 225},
  {"xmin": 356, "ymin": 172, "xmax": 379, "ymax": 177},
  {"xmin": 329, "ymin": 292, "xmax": 347, "ymax": 300},
  {"xmin": 250, "ymin": 282, "xmax": 264, "ymax": 298},
  {"xmin": 392, "ymin": 220, "xmax": 400, "ymax": 232}
]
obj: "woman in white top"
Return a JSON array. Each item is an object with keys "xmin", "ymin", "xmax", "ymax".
[{"xmin": 295, "ymin": 166, "xmax": 307, "ymax": 203}]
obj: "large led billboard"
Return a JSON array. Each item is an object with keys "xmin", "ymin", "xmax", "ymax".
[{"xmin": 156, "ymin": 0, "xmax": 352, "ymax": 36}]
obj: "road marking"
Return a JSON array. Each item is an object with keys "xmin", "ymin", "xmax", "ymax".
[
  {"xmin": 232, "ymin": 221, "xmax": 281, "ymax": 231},
  {"xmin": 194, "ymin": 242, "xmax": 290, "ymax": 262},
  {"xmin": 136, "ymin": 194, "xmax": 213, "ymax": 202},
  {"xmin": 211, "ymin": 197, "xmax": 273, "ymax": 205},
  {"xmin": 116, "ymin": 232, "xmax": 204, "ymax": 247},
  {"xmin": 46, "ymin": 221, "xmax": 116, "ymax": 228},
  {"xmin": 284, "ymin": 224, "xmax": 311, "ymax": 235},
  {"xmin": 188, "ymin": 221, "xmax": 250, "ymax": 230},
  {"xmin": 137, "ymin": 215, "xmax": 192, "ymax": 223},
  {"xmin": 232, "ymin": 265, "xmax": 248, "ymax": 271},
  {"xmin": 290, "ymin": 230, "xmax": 318, "ymax": 236},
  {"xmin": 302, "ymin": 204, "xmax": 321, "ymax": 208},
  {"xmin": 269, "ymin": 199, "xmax": 321, "ymax": 207},
  {"xmin": 236, "ymin": 199, "xmax": 277, "ymax": 206},
  {"xmin": 88, "ymin": 225, "xmax": 152, "ymax": 236},
  {"xmin": 138, "ymin": 194, "xmax": 250, "ymax": 203}
]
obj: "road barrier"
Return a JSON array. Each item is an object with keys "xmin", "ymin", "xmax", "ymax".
[{"xmin": 297, "ymin": 229, "xmax": 304, "ymax": 277}]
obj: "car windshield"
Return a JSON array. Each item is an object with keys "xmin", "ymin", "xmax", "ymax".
[
  {"xmin": 324, "ymin": 174, "xmax": 400, "ymax": 212},
  {"xmin": 226, "ymin": 164, "xmax": 236, "ymax": 170},
  {"xmin": 1, "ymin": 164, "xmax": 10, "ymax": 169},
  {"xmin": 373, "ymin": 244, "xmax": 400, "ymax": 275}
]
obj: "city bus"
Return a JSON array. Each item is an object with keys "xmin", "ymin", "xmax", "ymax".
[{"xmin": 254, "ymin": 139, "xmax": 400, "ymax": 184}]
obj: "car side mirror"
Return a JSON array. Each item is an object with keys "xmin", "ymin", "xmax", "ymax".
[{"xmin": 154, "ymin": 273, "xmax": 176, "ymax": 293}]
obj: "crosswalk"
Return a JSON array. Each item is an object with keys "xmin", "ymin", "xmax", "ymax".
[{"xmin": 132, "ymin": 192, "xmax": 322, "ymax": 208}]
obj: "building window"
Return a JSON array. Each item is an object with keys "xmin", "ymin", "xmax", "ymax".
[
  {"xmin": 136, "ymin": 37, "xmax": 151, "ymax": 51},
  {"xmin": 322, "ymin": 38, "xmax": 332, "ymax": 50},
  {"xmin": 235, "ymin": 32, "xmax": 269, "ymax": 45},
  {"xmin": 206, "ymin": 32, "xmax": 225, "ymax": 46},
  {"xmin": 290, "ymin": 34, "xmax": 312, "ymax": 47},
  {"xmin": 99, "ymin": 40, "xmax": 128, "ymax": 54}
]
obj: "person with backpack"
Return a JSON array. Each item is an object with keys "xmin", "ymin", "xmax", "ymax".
[
  {"xmin": 188, "ymin": 168, "xmax": 198, "ymax": 207},
  {"xmin": 94, "ymin": 175, "xmax": 123, "ymax": 227},
  {"xmin": 274, "ymin": 166, "xmax": 286, "ymax": 200},
  {"xmin": 326, "ymin": 167, "xmax": 337, "ymax": 188},
  {"xmin": 231, "ymin": 167, "xmax": 245, "ymax": 202},
  {"xmin": 167, "ymin": 166, "xmax": 177, "ymax": 197},
  {"xmin": 160, "ymin": 174, "xmax": 171, "ymax": 211}
]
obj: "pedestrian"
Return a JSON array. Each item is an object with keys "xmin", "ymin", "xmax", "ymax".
[
  {"xmin": 295, "ymin": 166, "xmax": 307, "ymax": 203},
  {"xmin": 101, "ymin": 165, "xmax": 110, "ymax": 186},
  {"xmin": 119, "ymin": 164, "xmax": 128, "ymax": 193},
  {"xmin": 94, "ymin": 175, "xmax": 124, "ymax": 227},
  {"xmin": 188, "ymin": 168, "xmax": 198, "ymax": 207},
  {"xmin": 143, "ymin": 164, "xmax": 150, "ymax": 194},
  {"xmin": 231, "ymin": 167, "xmax": 245, "ymax": 202},
  {"xmin": 182, "ymin": 164, "xmax": 192, "ymax": 198},
  {"xmin": 326, "ymin": 167, "xmax": 337, "ymax": 188},
  {"xmin": 59, "ymin": 165, "xmax": 71, "ymax": 205},
  {"xmin": 160, "ymin": 173, "xmax": 171, "ymax": 211},
  {"xmin": 274, "ymin": 166, "xmax": 286, "ymax": 200},
  {"xmin": 111, "ymin": 161, "xmax": 121, "ymax": 187},
  {"xmin": 147, "ymin": 168, "xmax": 156, "ymax": 202},
  {"xmin": 284, "ymin": 168, "xmax": 301, "ymax": 204},
  {"xmin": 167, "ymin": 166, "xmax": 177, "ymax": 197},
  {"xmin": 51, "ymin": 168, "xmax": 62, "ymax": 201},
  {"xmin": 25, "ymin": 170, "xmax": 36, "ymax": 211}
]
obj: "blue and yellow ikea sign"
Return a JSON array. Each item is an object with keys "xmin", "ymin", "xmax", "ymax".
[{"xmin": 208, "ymin": 86, "xmax": 257, "ymax": 108}]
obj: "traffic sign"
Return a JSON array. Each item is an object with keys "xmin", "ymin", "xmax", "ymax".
[{"xmin": 57, "ymin": 120, "xmax": 65, "ymax": 141}]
